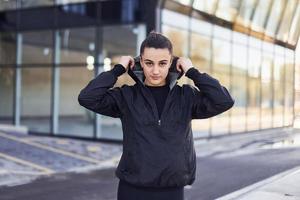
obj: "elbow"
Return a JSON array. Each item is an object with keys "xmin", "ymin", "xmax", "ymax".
[
  {"xmin": 222, "ymin": 98, "xmax": 235, "ymax": 112},
  {"xmin": 78, "ymin": 91, "xmax": 87, "ymax": 107}
]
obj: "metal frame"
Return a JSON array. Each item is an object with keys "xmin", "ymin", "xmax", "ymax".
[
  {"xmin": 13, "ymin": 33, "xmax": 22, "ymax": 126},
  {"xmin": 51, "ymin": 30, "xmax": 60, "ymax": 135}
]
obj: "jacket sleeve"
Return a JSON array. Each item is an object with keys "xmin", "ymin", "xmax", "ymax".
[
  {"xmin": 185, "ymin": 67, "xmax": 235, "ymax": 119},
  {"xmin": 78, "ymin": 64, "xmax": 126, "ymax": 118}
]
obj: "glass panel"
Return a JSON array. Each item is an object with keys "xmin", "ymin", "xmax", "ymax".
[
  {"xmin": 56, "ymin": 0, "xmax": 96, "ymax": 5},
  {"xmin": 190, "ymin": 33, "xmax": 211, "ymax": 73},
  {"xmin": 192, "ymin": 0, "xmax": 218, "ymax": 14},
  {"xmin": 60, "ymin": 27, "xmax": 95, "ymax": 64},
  {"xmin": 251, "ymin": 0, "xmax": 272, "ymax": 32},
  {"xmin": 277, "ymin": 0, "xmax": 298, "ymax": 42},
  {"xmin": 247, "ymin": 48, "xmax": 261, "ymax": 131},
  {"xmin": 213, "ymin": 25, "xmax": 231, "ymax": 41},
  {"xmin": 236, "ymin": 0, "xmax": 257, "ymax": 27},
  {"xmin": 0, "ymin": 67, "xmax": 14, "ymax": 125},
  {"xmin": 231, "ymin": 43, "xmax": 247, "ymax": 133},
  {"xmin": 20, "ymin": 67, "xmax": 51, "ymax": 133},
  {"xmin": 0, "ymin": 0, "xmax": 16, "ymax": 11},
  {"xmin": 20, "ymin": 0, "xmax": 54, "ymax": 8},
  {"xmin": 288, "ymin": 4, "xmax": 300, "ymax": 45},
  {"xmin": 59, "ymin": 66, "xmax": 94, "ymax": 138},
  {"xmin": 211, "ymin": 39, "xmax": 231, "ymax": 135},
  {"xmin": 273, "ymin": 46, "xmax": 285, "ymax": 128},
  {"xmin": 99, "ymin": 24, "xmax": 138, "ymax": 140},
  {"xmin": 265, "ymin": 0, "xmax": 286, "ymax": 37},
  {"xmin": 249, "ymin": 36, "xmax": 262, "ymax": 48},
  {"xmin": 0, "ymin": 32, "xmax": 16, "ymax": 65},
  {"xmin": 260, "ymin": 44, "xmax": 273, "ymax": 129},
  {"xmin": 284, "ymin": 49, "xmax": 294, "ymax": 126},
  {"xmin": 22, "ymin": 31, "xmax": 53, "ymax": 64},
  {"xmin": 215, "ymin": 0, "xmax": 241, "ymax": 22},
  {"xmin": 294, "ymin": 46, "xmax": 300, "ymax": 126},
  {"xmin": 162, "ymin": 9, "xmax": 189, "ymax": 29},
  {"xmin": 173, "ymin": 0, "xmax": 192, "ymax": 6},
  {"xmin": 190, "ymin": 15, "xmax": 212, "ymax": 36},
  {"xmin": 190, "ymin": 33, "xmax": 211, "ymax": 138},
  {"xmin": 162, "ymin": 25, "xmax": 189, "ymax": 86},
  {"xmin": 233, "ymin": 31, "xmax": 248, "ymax": 45}
]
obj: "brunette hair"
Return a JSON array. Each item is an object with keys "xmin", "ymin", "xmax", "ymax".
[{"xmin": 139, "ymin": 30, "xmax": 173, "ymax": 56}]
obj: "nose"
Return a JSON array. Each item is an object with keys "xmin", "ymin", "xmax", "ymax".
[{"xmin": 152, "ymin": 65, "xmax": 160, "ymax": 75}]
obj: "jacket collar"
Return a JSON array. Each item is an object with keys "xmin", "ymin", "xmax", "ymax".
[{"xmin": 127, "ymin": 56, "xmax": 183, "ymax": 90}]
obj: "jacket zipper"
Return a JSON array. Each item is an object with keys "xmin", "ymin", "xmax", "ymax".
[{"xmin": 158, "ymin": 119, "xmax": 161, "ymax": 126}]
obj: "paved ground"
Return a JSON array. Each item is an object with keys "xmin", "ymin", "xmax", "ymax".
[{"xmin": 0, "ymin": 128, "xmax": 300, "ymax": 200}]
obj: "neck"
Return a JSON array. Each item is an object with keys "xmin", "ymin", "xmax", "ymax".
[{"xmin": 144, "ymin": 80, "xmax": 167, "ymax": 87}]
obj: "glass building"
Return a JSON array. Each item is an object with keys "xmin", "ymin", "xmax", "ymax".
[{"xmin": 0, "ymin": 0, "xmax": 299, "ymax": 141}]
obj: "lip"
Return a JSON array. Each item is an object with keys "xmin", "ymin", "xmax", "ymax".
[{"xmin": 151, "ymin": 76, "xmax": 160, "ymax": 80}]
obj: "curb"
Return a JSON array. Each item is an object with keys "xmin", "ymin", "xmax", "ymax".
[
  {"xmin": 0, "ymin": 124, "xmax": 28, "ymax": 134},
  {"xmin": 216, "ymin": 166, "xmax": 300, "ymax": 200}
]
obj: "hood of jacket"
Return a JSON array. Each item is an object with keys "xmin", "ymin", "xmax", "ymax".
[{"xmin": 127, "ymin": 56, "xmax": 184, "ymax": 90}]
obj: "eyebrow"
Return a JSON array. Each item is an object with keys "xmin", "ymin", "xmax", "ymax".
[{"xmin": 144, "ymin": 59, "xmax": 168, "ymax": 62}]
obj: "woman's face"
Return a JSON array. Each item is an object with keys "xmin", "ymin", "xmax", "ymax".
[{"xmin": 140, "ymin": 47, "xmax": 172, "ymax": 87}]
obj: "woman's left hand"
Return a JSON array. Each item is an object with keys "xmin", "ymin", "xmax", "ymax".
[{"xmin": 176, "ymin": 57, "xmax": 193, "ymax": 74}]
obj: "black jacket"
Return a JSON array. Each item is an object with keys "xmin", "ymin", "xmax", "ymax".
[{"xmin": 78, "ymin": 59, "xmax": 234, "ymax": 188}]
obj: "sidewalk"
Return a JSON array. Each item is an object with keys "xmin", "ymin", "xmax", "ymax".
[
  {"xmin": 1, "ymin": 126, "xmax": 300, "ymax": 199},
  {"xmin": 218, "ymin": 166, "xmax": 300, "ymax": 200}
]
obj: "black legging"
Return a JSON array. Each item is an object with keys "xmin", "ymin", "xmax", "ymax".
[{"xmin": 117, "ymin": 179, "xmax": 184, "ymax": 200}]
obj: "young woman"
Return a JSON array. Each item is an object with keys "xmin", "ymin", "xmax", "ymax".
[{"xmin": 78, "ymin": 31, "xmax": 234, "ymax": 200}]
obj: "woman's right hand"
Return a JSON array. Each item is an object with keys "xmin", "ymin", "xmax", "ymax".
[{"xmin": 118, "ymin": 56, "xmax": 135, "ymax": 70}]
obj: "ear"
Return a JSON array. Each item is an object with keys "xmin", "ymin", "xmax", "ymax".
[{"xmin": 139, "ymin": 60, "xmax": 143, "ymax": 69}]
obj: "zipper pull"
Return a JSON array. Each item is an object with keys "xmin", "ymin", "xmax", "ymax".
[{"xmin": 158, "ymin": 119, "xmax": 161, "ymax": 126}]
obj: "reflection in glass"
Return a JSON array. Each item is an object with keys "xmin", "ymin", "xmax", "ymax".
[
  {"xmin": 288, "ymin": 4, "xmax": 300, "ymax": 45},
  {"xmin": 215, "ymin": 0, "xmax": 241, "ymax": 22},
  {"xmin": 211, "ymin": 39, "xmax": 231, "ymax": 135},
  {"xmin": 214, "ymin": 25, "xmax": 231, "ymax": 40},
  {"xmin": 236, "ymin": 0, "xmax": 257, "ymax": 27},
  {"xmin": 173, "ymin": 0, "xmax": 192, "ymax": 6},
  {"xmin": 193, "ymin": 0, "xmax": 218, "ymax": 14},
  {"xmin": 277, "ymin": 0, "xmax": 297, "ymax": 42},
  {"xmin": 21, "ymin": 67, "xmax": 51, "ymax": 133},
  {"xmin": 294, "ymin": 47, "xmax": 300, "ymax": 121},
  {"xmin": 231, "ymin": 43, "xmax": 247, "ymax": 133},
  {"xmin": 261, "ymin": 47, "xmax": 273, "ymax": 129},
  {"xmin": 20, "ymin": 0, "xmax": 53, "ymax": 8},
  {"xmin": 22, "ymin": 31, "xmax": 53, "ymax": 64},
  {"xmin": 0, "ymin": 1, "xmax": 16, "ymax": 11},
  {"xmin": 59, "ymin": 66, "xmax": 94, "ymax": 138},
  {"xmin": 284, "ymin": 49, "xmax": 294, "ymax": 126},
  {"xmin": 247, "ymin": 48, "xmax": 261, "ymax": 131},
  {"xmin": 190, "ymin": 33, "xmax": 212, "ymax": 137},
  {"xmin": 265, "ymin": 0, "xmax": 285, "ymax": 37},
  {"xmin": 60, "ymin": 27, "xmax": 95, "ymax": 64},
  {"xmin": 191, "ymin": 15, "xmax": 212, "ymax": 36},
  {"xmin": 190, "ymin": 33, "xmax": 211, "ymax": 73},
  {"xmin": 0, "ymin": 67, "xmax": 14, "ymax": 124},
  {"xmin": 56, "ymin": 0, "xmax": 95, "ymax": 5},
  {"xmin": 0, "ymin": 32, "xmax": 16, "ymax": 65},
  {"xmin": 162, "ymin": 9, "xmax": 189, "ymax": 29},
  {"xmin": 273, "ymin": 46, "xmax": 285, "ymax": 128},
  {"xmin": 162, "ymin": 25, "xmax": 189, "ymax": 86},
  {"xmin": 100, "ymin": 25, "xmax": 138, "ymax": 140},
  {"xmin": 251, "ymin": 0, "xmax": 272, "ymax": 32}
]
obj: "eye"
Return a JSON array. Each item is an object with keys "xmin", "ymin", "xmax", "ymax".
[
  {"xmin": 159, "ymin": 62, "xmax": 167, "ymax": 67},
  {"xmin": 146, "ymin": 62, "xmax": 153, "ymax": 66}
]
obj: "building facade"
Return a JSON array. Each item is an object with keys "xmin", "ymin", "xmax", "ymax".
[{"xmin": 0, "ymin": 0, "xmax": 299, "ymax": 141}]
